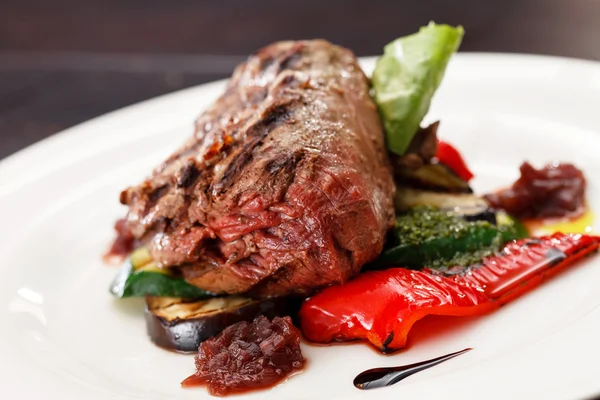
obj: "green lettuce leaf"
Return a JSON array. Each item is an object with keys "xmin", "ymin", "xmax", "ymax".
[{"xmin": 372, "ymin": 23, "xmax": 464, "ymax": 155}]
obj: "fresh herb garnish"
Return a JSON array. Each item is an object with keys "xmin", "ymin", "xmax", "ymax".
[{"xmin": 372, "ymin": 23, "xmax": 463, "ymax": 155}]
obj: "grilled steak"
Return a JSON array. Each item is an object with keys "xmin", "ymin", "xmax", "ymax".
[{"xmin": 120, "ymin": 40, "xmax": 395, "ymax": 297}]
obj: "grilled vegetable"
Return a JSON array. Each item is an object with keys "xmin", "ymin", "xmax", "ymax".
[
  {"xmin": 129, "ymin": 247, "xmax": 153, "ymax": 270},
  {"xmin": 300, "ymin": 233, "xmax": 600, "ymax": 351},
  {"xmin": 379, "ymin": 207, "xmax": 524, "ymax": 270},
  {"xmin": 145, "ymin": 296, "xmax": 297, "ymax": 353},
  {"xmin": 394, "ymin": 187, "xmax": 492, "ymax": 222},
  {"xmin": 396, "ymin": 163, "xmax": 471, "ymax": 193},
  {"xmin": 496, "ymin": 211, "xmax": 529, "ymax": 240},
  {"xmin": 109, "ymin": 248, "xmax": 213, "ymax": 299},
  {"xmin": 372, "ymin": 23, "xmax": 464, "ymax": 155},
  {"xmin": 435, "ymin": 139, "xmax": 474, "ymax": 182}
]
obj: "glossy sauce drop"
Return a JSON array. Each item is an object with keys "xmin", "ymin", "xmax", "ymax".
[{"xmin": 353, "ymin": 348, "xmax": 472, "ymax": 390}]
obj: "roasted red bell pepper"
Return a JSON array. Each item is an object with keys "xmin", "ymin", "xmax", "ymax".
[
  {"xmin": 300, "ymin": 233, "xmax": 599, "ymax": 351},
  {"xmin": 436, "ymin": 139, "xmax": 474, "ymax": 182}
]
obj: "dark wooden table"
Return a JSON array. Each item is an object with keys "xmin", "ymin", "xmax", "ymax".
[{"xmin": 2, "ymin": 0, "xmax": 599, "ymax": 160}]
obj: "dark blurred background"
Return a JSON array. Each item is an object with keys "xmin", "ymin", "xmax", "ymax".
[{"xmin": 1, "ymin": 0, "xmax": 599, "ymax": 160}]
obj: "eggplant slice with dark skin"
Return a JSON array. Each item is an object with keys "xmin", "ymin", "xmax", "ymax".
[
  {"xmin": 394, "ymin": 187, "xmax": 496, "ymax": 224},
  {"xmin": 145, "ymin": 296, "xmax": 299, "ymax": 353},
  {"xmin": 395, "ymin": 162, "xmax": 472, "ymax": 193}
]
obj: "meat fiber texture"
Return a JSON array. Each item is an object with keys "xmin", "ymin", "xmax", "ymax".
[{"xmin": 120, "ymin": 40, "xmax": 395, "ymax": 297}]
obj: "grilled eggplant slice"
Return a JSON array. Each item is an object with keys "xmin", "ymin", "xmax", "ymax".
[
  {"xmin": 396, "ymin": 162, "xmax": 472, "ymax": 193},
  {"xmin": 145, "ymin": 296, "xmax": 298, "ymax": 353},
  {"xmin": 394, "ymin": 187, "xmax": 495, "ymax": 223}
]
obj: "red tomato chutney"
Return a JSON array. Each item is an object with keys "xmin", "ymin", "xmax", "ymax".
[
  {"xmin": 484, "ymin": 162, "xmax": 586, "ymax": 219},
  {"xmin": 182, "ymin": 315, "xmax": 304, "ymax": 396}
]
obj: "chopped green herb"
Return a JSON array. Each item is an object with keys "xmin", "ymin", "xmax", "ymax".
[{"xmin": 379, "ymin": 207, "xmax": 527, "ymax": 270}]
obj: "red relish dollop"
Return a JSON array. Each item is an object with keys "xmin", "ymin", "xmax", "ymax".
[
  {"xmin": 484, "ymin": 162, "xmax": 586, "ymax": 219},
  {"xmin": 182, "ymin": 315, "xmax": 304, "ymax": 396}
]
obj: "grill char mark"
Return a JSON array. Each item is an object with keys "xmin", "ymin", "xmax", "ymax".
[
  {"xmin": 148, "ymin": 183, "xmax": 170, "ymax": 204},
  {"xmin": 177, "ymin": 162, "xmax": 201, "ymax": 189},
  {"xmin": 279, "ymin": 52, "xmax": 303, "ymax": 71},
  {"xmin": 120, "ymin": 40, "xmax": 396, "ymax": 298},
  {"xmin": 265, "ymin": 150, "xmax": 304, "ymax": 176},
  {"xmin": 211, "ymin": 103, "xmax": 294, "ymax": 195}
]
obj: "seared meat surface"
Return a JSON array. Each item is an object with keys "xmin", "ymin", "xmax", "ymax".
[{"xmin": 120, "ymin": 40, "xmax": 395, "ymax": 297}]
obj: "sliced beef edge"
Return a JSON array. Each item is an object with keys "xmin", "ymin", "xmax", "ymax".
[{"xmin": 119, "ymin": 40, "xmax": 396, "ymax": 298}]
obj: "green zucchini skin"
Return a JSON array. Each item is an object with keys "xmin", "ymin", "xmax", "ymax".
[
  {"xmin": 380, "ymin": 220, "xmax": 500, "ymax": 268},
  {"xmin": 109, "ymin": 250, "xmax": 214, "ymax": 299},
  {"xmin": 119, "ymin": 270, "xmax": 213, "ymax": 298},
  {"xmin": 377, "ymin": 207, "xmax": 525, "ymax": 270}
]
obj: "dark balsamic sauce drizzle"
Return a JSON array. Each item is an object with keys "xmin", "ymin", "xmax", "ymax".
[{"xmin": 354, "ymin": 348, "xmax": 472, "ymax": 390}]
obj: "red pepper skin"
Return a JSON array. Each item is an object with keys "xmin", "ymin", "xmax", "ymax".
[
  {"xmin": 299, "ymin": 233, "xmax": 599, "ymax": 351},
  {"xmin": 436, "ymin": 140, "xmax": 474, "ymax": 182}
]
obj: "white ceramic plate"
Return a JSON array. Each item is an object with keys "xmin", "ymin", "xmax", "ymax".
[{"xmin": 1, "ymin": 54, "xmax": 600, "ymax": 400}]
